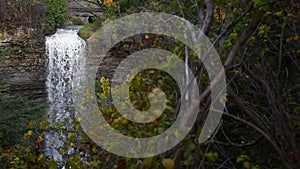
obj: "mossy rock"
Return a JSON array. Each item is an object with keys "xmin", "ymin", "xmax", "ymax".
[
  {"xmin": 78, "ymin": 20, "xmax": 102, "ymax": 40},
  {"xmin": 72, "ymin": 17, "xmax": 84, "ymax": 25}
]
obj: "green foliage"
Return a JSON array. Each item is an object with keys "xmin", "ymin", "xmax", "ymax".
[
  {"xmin": 237, "ymin": 155, "xmax": 261, "ymax": 169},
  {"xmin": 0, "ymin": 97, "xmax": 45, "ymax": 142},
  {"xmin": 205, "ymin": 151, "xmax": 219, "ymax": 163},
  {"xmin": 1, "ymin": 116, "xmax": 56, "ymax": 168},
  {"xmin": 0, "ymin": 86, "xmax": 47, "ymax": 168},
  {"xmin": 96, "ymin": 70, "xmax": 179, "ymax": 138},
  {"xmin": 41, "ymin": 0, "xmax": 67, "ymax": 30},
  {"xmin": 1, "ymin": 0, "xmax": 299, "ymax": 168}
]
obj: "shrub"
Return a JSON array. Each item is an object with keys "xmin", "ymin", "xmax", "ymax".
[{"xmin": 41, "ymin": 0, "xmax": 67, "ymax": 30}]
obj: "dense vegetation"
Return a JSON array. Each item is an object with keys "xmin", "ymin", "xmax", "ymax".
[
  {"xmin": 1, "ymin": 0, "xmax": 299, "ymax": 168},
  {"xmin": 0, "ymin": 0, "xmax": 67, "ymax": 35}
]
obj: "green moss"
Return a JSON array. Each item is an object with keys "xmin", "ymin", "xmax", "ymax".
[
  {"xmin": 0, "ymin": 46, "xmax": 21, "ymax": 56},
  {"xmin": 71, "ymin": 17, "xmax": 84, "ymax": 25},
  {"xmin": 78, "ymin": 20, "xmax": 102, "ymax": 40}
]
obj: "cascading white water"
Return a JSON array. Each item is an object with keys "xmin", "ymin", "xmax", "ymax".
[{"xmin": 45, "ymin": 26, "xmax": 86, "ymax": 161}]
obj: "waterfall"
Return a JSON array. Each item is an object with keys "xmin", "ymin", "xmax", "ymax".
[{"xmin": 45, "ymin": 26, "xmax": 86, "ymax": 161}]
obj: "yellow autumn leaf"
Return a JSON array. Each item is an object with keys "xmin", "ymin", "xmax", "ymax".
[
  {"xmin": 162, "ymin": 158, "xmax": 175, "ymax": 169},
  {"xmin": 104, "ymin": 0, "xmax": 113, "ymax": 4},
  {"xmin": 25, "ymin": 147, "xmax": 31, "ymax": 153},
  {"xmin": 27, "ymin": 120, "xmax": 34, "ymax": 129},
  {"xmin": 36, "ymin": 136, "xmax": 44, "ymax": 143},
  {"xmin": 27, "ymin": 130, "xmax": 33, "ymax": 136},
  {"xmin": 38, "ymin": 154, "xmax": 44, "ymax": 162},
  {"xmin": 121, "ymin": 118, "xmax": 128, "ymax": 125},
  {"xmin": 81, "ymin": 99, "xmax": 86, "ymax": 105},
  {"xmin": 143, "ymin": 157, "xmax": 153, "ymax": 168},
  {"xmin": 75, "ymin": 117, "xmax": 82, "ymax": 122},
  {"xmin": 104, "ymin": 0, "xmax": 118, "ymax": 8},
  {"xmin": 219, "ymin": 93, "xmax": 228, "ymax": 103},
  {"xmin": 287, "ymin": 34, "xmax": 299, "ymax": 42},
  {"xmin": 100, "ymin": 76, "xmax": 106, "ymax": 83}
]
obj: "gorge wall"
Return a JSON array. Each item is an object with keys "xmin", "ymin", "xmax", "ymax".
[{"xmin": 0, "ymin": 31, "xmax": 47, "ymax": 100}]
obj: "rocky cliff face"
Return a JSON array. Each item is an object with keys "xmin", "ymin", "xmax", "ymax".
[
  {"xmin": 66, "ymin": 0, "xmax": 102, "ymax": 24},
  {"xmin": 0, "ymin": 31, "xmax": 47, "ymax": 100}
]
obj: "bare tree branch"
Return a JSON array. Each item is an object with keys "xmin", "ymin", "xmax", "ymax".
[
  {"xmin": 210, "ymin": 136, "xmax": 263, "ymax": 147},
  {"xmin": 199, "ymin": 11, "xmax": 264, "ymax": 103},
  {"xmin": 223, "ymin": 112, "xmax": 291, "ymax": 168},
  {"xmin": 201, "ymin": 0, "xmax": 213, "ymax": 35}
]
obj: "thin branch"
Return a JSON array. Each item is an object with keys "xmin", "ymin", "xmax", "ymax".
[
  {"xmin": 210, "ymin": 136, "xmax": 263, "ymax": 147},
  {"xmin": 201, "ymin": 0, "xmax": 213, "ymax": 35},
  {"xmin": 0, "ymin": 120, "xmax": 11, "ymax": 126},
  {"xmin": 277, "ymin": 23, "xmax": 285, "ymax": 75},
  {"xmin": 223, "ymin": 112, "xmax": 287, "ymax": 162},
  {"xmin": 199, "ymin": 11, "xmax": 264, "ymax": 103},
  {"xmin": 198, "ymin": 121, "xmax": 222, "ymax": 169},
  {"xmin": 227, "ymin": 87, "xmax": 269, "ymax": 137}
]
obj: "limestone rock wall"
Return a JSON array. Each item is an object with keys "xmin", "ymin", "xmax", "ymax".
[
  {"xmin": 66, "ymin": 0, "xmax": 102, "ymax": 24},
  {"xmin": 0, "ymin": 33, "xmax": 47, "ymax": 100}
]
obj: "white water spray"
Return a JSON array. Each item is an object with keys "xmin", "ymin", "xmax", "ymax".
[{"xmin": 45, "ymin": 26, "xmax": 86, "ymax": 161}]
